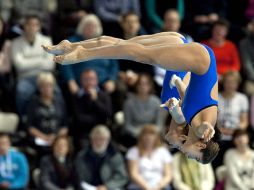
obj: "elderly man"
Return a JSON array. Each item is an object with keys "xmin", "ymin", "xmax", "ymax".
[{"xmin": 75, "ymin": 125, "xmax": 128, "ymax": 190}]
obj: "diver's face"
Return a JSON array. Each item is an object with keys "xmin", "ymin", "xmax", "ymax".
[{"xmin": 181, "ymin": 141, "xmax": 205, "ymax": 162}]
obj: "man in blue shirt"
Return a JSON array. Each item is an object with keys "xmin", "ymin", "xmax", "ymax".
[{"xmin": 0, "ymin": 133, "xmax": 29, "ymax": 190}]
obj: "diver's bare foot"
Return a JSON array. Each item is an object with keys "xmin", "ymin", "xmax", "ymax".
[
  {"xmin": 194, "ymin": 122, "xmax": 215, "ymax": 142},
  {"xmin": 42, "ymin": 40, "xmax": 72, "ymax": 55},
  {"xmin": 54, "ymin": 45, "xmax": 86, "ymax": 64}
]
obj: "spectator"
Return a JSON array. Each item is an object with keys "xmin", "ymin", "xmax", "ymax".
[
  {"xmin": 224, "ymin": 129, "xmax": 254, "ymax": 190},
  {"xmin": 123, "ymin": 74, "xmax": 164, "ymax": 146},
  {"xmin": 173, "ymin": 152, "xmax": 215, "ymax": 190},
  {"xmin": 11, "ymin": 14, "xmax": 54, "ymax": 117},
  {"xmin": 215, "ymin": 71, "xmax": 249, "ymax": 167},
  {"xmin": 126, "ymin": 124, "xmax": 172, "ymax": 190},
  {"xmin": 240, "ymin": 19, "xmax": 254, "ymax": 95},
  {"xmin": 0, "ymin": 133, "xmax": 29, "ymax": 190},
  {"xmin": 0, "ymin": 16, "xmax": 13, "ymax": 111},
  {"xmin": 39, "ymin": 135, "xmax": 74, "ymax": 190},
  {"xmin": 144, "ymin": 0, "xmax": 185, "ymax": 33},
  {"xmin": 218, "ymin": 71, "xmax": 249, "ymax": 140},
  {"xmin": 60, "ymin": 14, "xmax": 119, "ymax": 95},
  {"xmin": 93, "ymin": 0, "xmax": 140, "ymax": 36},
  {"xmin": 75, "ymin": 125, "xmax": 128, "ymax": 190},
  {"xmin": 162, "ymin": 9, "xmax": 193, "ymax": 41},
  {"xmin": 73, "ymin": 70, "xmax": 112, "ymax": 140},
  {"xmin": 184, "ymin": 0, "xmax": 227, "ymax": 40},
  {"xmin": 27, "ymin": 72, "xmax": 68, "ymax": 154},
  {"xmin": 203, "ymin": 19, "xmax": 241, "ymax": 80}
]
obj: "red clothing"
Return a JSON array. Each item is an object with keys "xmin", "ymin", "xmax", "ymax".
[{"xmin": 202, "ymin": 40, "xmax": 241, "ymax": 75}]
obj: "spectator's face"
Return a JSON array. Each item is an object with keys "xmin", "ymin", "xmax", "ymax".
[
  {"xmin": 136, "ymin": 76, "xmax": 152, "ymax": 96},
  {"xmin": 212, "ymin": 25, "xmax": 228, "ymax": 41},
  {"xmin": 142, "ymin": 133, "xmax": 157, "ymax": 149},
  {"xmin": 91, "ymin": 134, "xmax": 110, "ymax": 154},
  {"xmin": 39, "ymin": 82, "xmax": 54, "ymax": 98},
  {"xmin": 24, "ymin": 18, "xmax": 41, "ymax": 37},
  {"xmin": 0, "ymin": 136, "xmax": 10, "ymax": 155},
  {"xmin": 223, "ymin": 75, "xmax": 239, "ymax": 93},
  {"xmin": 81, "ymin": 71, "xmax": 98, "ymax": 90},
  {"xmin": 53, "ymin": 138, "xmax": 69, "ymax": 157},
  {"xmin": 234, "ymin": 134, "xmax": 249, "ymax": 149},
  {"xmin": 122, "ymin": 14, "xmax": 140, "ymax": 36},
  {"xmin": 82, "ymin": 21, "xmax": 99, "ymax": 39},
  {"xmin": 163, "ymin": 11, "xmax": 180, "ymax": 32}
]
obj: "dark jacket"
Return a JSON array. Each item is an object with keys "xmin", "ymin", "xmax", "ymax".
[
  {"xmin": 39, "ymin": 155, "xmax": 74, "ymax": 190},
  {"xmin": 27, "ymin": 94, "xmax": 68, "ymax": 134},
  {"xmin": 73, "ymin": 89, "xmax": 112, "ymax": 135},
  {"xmin": 75, "ymin": 143, "xmax": 128, "ymax": 190}
]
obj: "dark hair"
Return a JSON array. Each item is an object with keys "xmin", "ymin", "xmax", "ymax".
[
  {"xmin": 135, "ymin": 73, "xmax": 155, "ymax": 94},
  {"xmin": 122, "ymin": 11, "xmax": 139, "ymax": 22},
  {"xmin": 0, "ymin": 132, "xmax": 9, "ymax": 139},
  {"xmin": 201, "ymin": 140, "xmax": 220, "ymax": 164},
  {"xmin": 233, "ymin": 129, "xmax": 248, "ymax": 140},
  {"xmin": 24, "ymin": 14, "xmax": 41, "ymax": 23},
  {"xmin": 200, "ymin": 125, "xmax": 221, "ymax": 164},
  {"xmin": 52, "ymin": 135, "xmax": 73, "ymax": 156},
  {"xmin": 212, "ymin": 19, "xmax": 230, "ymax": 30}
]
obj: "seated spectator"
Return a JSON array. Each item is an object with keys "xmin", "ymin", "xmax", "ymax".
[
  {"xmin": 11, "ymin": 14, "xmax": 55, "ymax": 117},
  {"xmin": 218, "ymin": 71, "xmax": 249, "ymax": 141},
  {"xmin": 93, "ymin": 0, "xmax": 140, "ymax": 36},
  {"xmin": 73, "ymin": 69, "xmax": 112, "ymax": 140},
  {"xmin": 123, "ymin": 74, "xmax": 164, "ymax": 146},
  {"xmin": 60, "ymin": 14, "xmax": 119, "ymax": 95},
  {"xmin": 203, "ymin": 19, "xmax": 241, "ymax": 80},
  {"xmin": 224, "ymin": 129, "xmax": 254, "ymax": 190},
  {"xmin": 0, "ymin": 133, "xmax": 29, "ymax": 190},
  {"xmin": 184, "ymin": 0, "xmax": 227, "ymax": 40},
  {"xmin": 75, "ymin": 125, "xmax": 128, "ymax": 190},
  {"xmin": 173, "ymin": 152, "xmax": 215, "ymax": 190},
  {"xmin": 240, "ymin": 19, "xmax": 254, "ymax": 95},
  {"xmin": 0, "ymin": 16, "xmax": 13, "ymax": 111},
  {"xmin": 126, "ymin": 124, "xmax": 172, "ymax": 190},
  {"xmin": 27, "ymin": 72, "xmax": 68, "ymax": 154},
  {"xmin": 39, "ymin": 135, "xmax": 74, "ymax": 190},
  {"xmin": 215, "ymin": 71, "xmax": 249, "ymax": 167},
  {"xmin": 162, "ymin": 9, "xmax": 193, "ymax": 41},
  {"xmin": 154, "ymin": 9, "xmax": 193, "ymax": 90}
]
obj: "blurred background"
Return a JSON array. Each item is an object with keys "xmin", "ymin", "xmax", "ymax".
[{"xmin": 0, "ymin": 0, "xmax": 254, "ymax": 190}]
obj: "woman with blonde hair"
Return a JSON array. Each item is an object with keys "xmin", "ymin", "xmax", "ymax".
[
  {"xmin": 27, "ymin": 72, "xmax": 68, "ymax": 157},
  {"xmin": 126, "ymin": 124, "xmax": 172, "ymax": 190}
]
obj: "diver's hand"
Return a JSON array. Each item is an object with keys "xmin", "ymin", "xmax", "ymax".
[{"xmin": 195, "ymin": 122, "xmax": 215, "ymax": 142}]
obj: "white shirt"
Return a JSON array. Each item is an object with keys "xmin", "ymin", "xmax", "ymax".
[
  {"xmin": 218, "ymin": 92, "xmax": 249, "ymax": 140},
  {"xmin": 224, "ymin": 149, "xmax": 254, "ymax": 190},
  {"xmin": 11, "ymin": 33, "xmax": 54, "ymax": 79},
  {"xmin": 126, "ymin": 146, "xmax": 172, "ymax": 188}
]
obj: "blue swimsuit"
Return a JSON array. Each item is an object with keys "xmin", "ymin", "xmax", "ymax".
[{"xmin": 181, "ymin": 44, "xmax": 218, "ymax": 124}]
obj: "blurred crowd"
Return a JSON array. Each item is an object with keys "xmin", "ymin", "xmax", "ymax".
[{"xmin": 1, "ymin": 0, "xmax": 254, "ymax": 190}]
